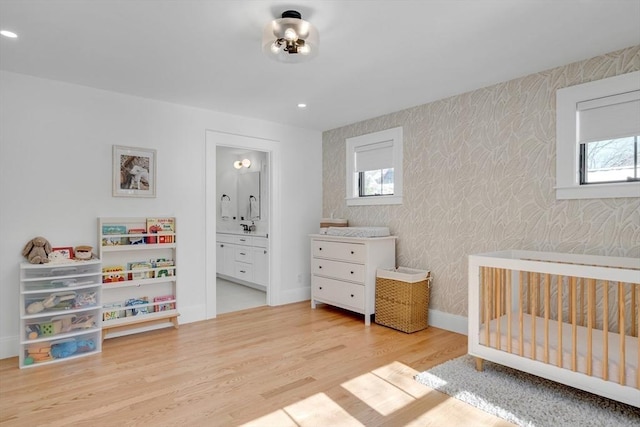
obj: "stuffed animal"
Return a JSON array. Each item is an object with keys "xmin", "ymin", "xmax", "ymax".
[{"xmin": 22, "ymin": 237, "xmax": 52, "ymax": 264}]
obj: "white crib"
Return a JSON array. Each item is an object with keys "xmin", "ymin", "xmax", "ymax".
[{"xmin": 468, "ymin": 250, "xmax": 639, "ymax": 407}]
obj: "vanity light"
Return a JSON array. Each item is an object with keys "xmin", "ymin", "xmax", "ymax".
[{"xmin": 233, "ymin": 159, "xmax": 252, "ymax": 169}]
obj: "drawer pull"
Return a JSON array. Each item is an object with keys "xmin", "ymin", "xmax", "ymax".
[
  {"xmin": 264, "ymin": 250, "xmax": 267, "ymax": 254},
  {"xmin": 240, "ymin": 252, "xmax": 246, "ymax": 255},
  {"xmin": 350, "ymin": 271, "xmax": 354, "ymax": 274},
  {"xmin": 319, "ymin": 247, "xmax": 323, "ymax": 251},
  {"xmin": 220, "ymin": 244, "xmax": 224, "ymax": 248},
  {"xmin": 240, "ymin": 270, "xmax": 246, "ymax": 274},
  {"xmin": 350, "ymin": 294, "xmax": 354, "ymax": 298},
  {"xmin": 240, "ymin": 238, "xmax": 246, "ymax": 242},
  {"xmin": 318, "ymin": 266, "xmax": 322, "ymax": 269},
  {"xmin": 319, "ymin": 286, "xmax": 323, "ymax": 290},
  {"xmin": 350, "ymin": 251, "xmax": 354, "ymax": 254}
]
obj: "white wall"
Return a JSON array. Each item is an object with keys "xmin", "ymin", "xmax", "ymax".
[{"xmin": 0, "ymin": 71, "xmax": 322, "ymax": 359}]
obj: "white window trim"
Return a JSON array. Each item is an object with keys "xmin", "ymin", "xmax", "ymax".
[
  {"xmin": 346, "ymin": 127, "xmax": 403, "ymax": 206},
  {"xmin": 556, "ymin": 71, "xmax": 640, "ymax": 199}
]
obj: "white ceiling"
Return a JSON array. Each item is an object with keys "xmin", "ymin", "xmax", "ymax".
[{"xmin": 1, "ymin": 0, "xmax": 638, "ymax": 131}]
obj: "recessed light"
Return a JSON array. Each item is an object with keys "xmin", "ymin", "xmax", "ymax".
[
  {"xmin": 297, "ymin": 103, "xmax": 307, "ymax": 108},
  {"xmin": 0, "ymin": 30, "xmax": 18, "ymax": 39}
]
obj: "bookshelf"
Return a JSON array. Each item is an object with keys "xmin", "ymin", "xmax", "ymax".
[{"xmin": 98, "ymin": 217, "xmax": 178, "ymax": 340}]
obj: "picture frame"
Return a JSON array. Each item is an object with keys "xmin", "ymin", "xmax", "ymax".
[
  {"xmin": 112, "ymin": 145, "xmax": 156, "ymax": 198},
  {"xmin": 52, "ymin": 247, "xmax": 74, "ymax": 260}
]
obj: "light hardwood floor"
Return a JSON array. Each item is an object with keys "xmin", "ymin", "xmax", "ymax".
[{"xmin": 0, "ymin": 302, "xmax": 512, "ymax": 426}]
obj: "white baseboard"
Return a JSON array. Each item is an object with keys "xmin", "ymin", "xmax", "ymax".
[
  {"xmin": 0, "ymin": 335, "xmax": 18, "ymax": 359},
  {"xmin": 276, "ymin": 287, "xmax": 311, "ymax": 306},
  {"xmin": 428, "ymin": 309, "xmax": 468, "ymax": 335}
]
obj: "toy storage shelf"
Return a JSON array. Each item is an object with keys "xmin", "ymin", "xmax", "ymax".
[
  {"xmin": 19, "ymin": 259, "xmax": 102, "ymax": 369},
  {"xmin": 99, "ymin": 217, "xmax": 179, "ymax": 341}
]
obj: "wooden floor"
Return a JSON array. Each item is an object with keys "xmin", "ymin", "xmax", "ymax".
[{"xmin": 0, "ymin": 302, "xmax": 512, "ymax": 426}]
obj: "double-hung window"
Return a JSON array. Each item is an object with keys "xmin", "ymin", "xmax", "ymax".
[
  {"xmin": 346, "ymin": 127, "xmax": 403, "ymax": 206},
  {"xmin": 556, "ymin": 71, "xmax": 640, "ymax": 199}
]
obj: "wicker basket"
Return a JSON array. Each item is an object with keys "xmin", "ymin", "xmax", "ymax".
[{"xmin": 375, "ymin": 268, "xmax": 431, "ymax": 333}]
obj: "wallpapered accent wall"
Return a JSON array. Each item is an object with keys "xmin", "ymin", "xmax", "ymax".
[{"xmin": 322, "ymin": 46, "xmax": 640, "ymax": 318}]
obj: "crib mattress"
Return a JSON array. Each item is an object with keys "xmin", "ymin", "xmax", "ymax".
[
  {"xmin": 479, "ymin": 312, "xmax": 638, "ymax": 389},
  {"xmin": 324, "ymin": 226, "xmax": 390, "ymax": 238}
]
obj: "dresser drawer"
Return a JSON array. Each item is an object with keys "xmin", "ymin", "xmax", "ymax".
[
  {"xmin": 21, "ymin": 262, "xmax": 101, "ymax": 279},
  {"xmin": 312, "ymin": 276, "xmax": 365, "ymax": 311},
  {"xmin": 312, "ymin": 258, "xmax": 365, "ymax": 283},
  {"xmin": 312, "ymin": 240, "xmax": 365, "ymax": 263},
  {"xmin": 235, "ymin": 247, "xmax": 253, "ymax": 263},
  {"xmin": 234, "ymin": 262, "xmax": 253, "ymax": 281}
]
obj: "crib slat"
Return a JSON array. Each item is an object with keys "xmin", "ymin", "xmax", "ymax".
[
  {"xmin": 580, "ymin": 277, "xmax": 585, "ymax": 327},
  {"xmin": 557, "ymin": 275, "xmax": 563, "ymax": 368},
  {"xmin": 587, "ymin": 279, "xmax": 596, "ymax": 376},
  {"xmin": 571, "ymin": 276, "xmax": 577, "ymax": 372},
  {"xmin": 484, "ymin": 267, "xmax": 490, "ymax": 349},
  {"xmin": 531, "ymin": 272, "xmax": 538, "ymax": 361},
  {"xmin": 632, "ymin": 283, "xmax": 637, "ymax": 337},
  {"xmin": 519, "ymin": 270, "xmax": 524, "ymax": 357},
  {"xmin": 618, "ymin": 282, "xmax": 626, "ymax": 385},
  {"xmin": 507, "ymin": 268, "xmax": 512, "ymax": 353},
  {"xmin": 496, "ymin": 268, "xmax": 501, "ymax": 350},
  {"xmin": 603, "ymin": 280, "xmax": 609, "ymax": 381},
  {"xmin": 544, "ymin": 273, "xmax": 550, "ymax": 364}
]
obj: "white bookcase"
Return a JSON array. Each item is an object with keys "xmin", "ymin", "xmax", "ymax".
[
  {"xmin": 19, "ymin": 259, "xmax": 103, "ymax": 368},
  {"xmin": 98, "ymin": 217, "xmax": 179, "ymax": 340}
]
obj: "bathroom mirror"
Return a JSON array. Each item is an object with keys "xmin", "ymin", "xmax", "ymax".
[{"xmin": 237, "ymin": 172, "xmax": 260, "ymax": 220}]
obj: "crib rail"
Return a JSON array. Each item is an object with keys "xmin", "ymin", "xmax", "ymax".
[{"xmin": 469, "ymin": 251, "xmax": 639, "ymax": 394}]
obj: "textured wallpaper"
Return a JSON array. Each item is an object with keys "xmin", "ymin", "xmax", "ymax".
[{"xmin": 322, "ymin": 46, "xmax": 640, "ymax": 318}]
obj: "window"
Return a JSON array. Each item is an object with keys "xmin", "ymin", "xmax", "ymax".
[
  {"xmin": 346, "ymin": 127, "xmax": 403, "ymax": 206},
  {"xmin": 556, "ymin": 71, "xmax": 640, "ymax": 199}
]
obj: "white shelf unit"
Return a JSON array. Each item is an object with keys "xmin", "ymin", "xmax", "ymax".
[
  {"xmin": 19, "ymin": 259, "xmax": 103, "ymax": 368},
  {"xmin": 99, "ymin": 217, "xmax": 179, "ymax": 341}
]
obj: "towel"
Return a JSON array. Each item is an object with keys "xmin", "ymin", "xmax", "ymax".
[
  {"xmin": 221, "ymin": 199, "xmax": 232, "ymax": 219},
  {"xmin": 249, "ymin": 197, "xmax": 259, "ymax": 219}
]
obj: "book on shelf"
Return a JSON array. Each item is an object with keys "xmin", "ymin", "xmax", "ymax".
[
  {"xmin": 125, "ymin": 297, "xmax": 149, "ymax": 316},
  {"xmin": 102, "ymin": 225, "xmax": 126, "ymax": 245},
  {"xmin": 146, "ymin": 217, "xmax": 175, "ymax": 243},
  {"xmin": 102, "ymin": 266, "xmax": 125, "ymax": 283},
  {"xmin": 127, "ymin": 261, "xmax": 153, "ymax": 280},
  {"xmin": 127, "ymin": 228, "xmax": 146, "ymax": 245},
  {"xmin": 103, "ymin": 303, "xmax": 123, "ymax": 321},
  {"xmin": 154, "ymin": 295, "xmax": 175, "ymax": 312}
]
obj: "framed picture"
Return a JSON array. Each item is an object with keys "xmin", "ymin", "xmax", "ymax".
[
  {"xmin": 112, "ymin": 145, "xmax": 156, "ymax": 198},
  {"xmin": 52, "ymin": 247, "xmax": 74, "ymax": 260}
]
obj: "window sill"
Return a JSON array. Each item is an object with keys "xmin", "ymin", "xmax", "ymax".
[
  {"xmin": 346, "ymin": 195, "xmax": 403, "ymax": 206},
  {"xmin": 556, "ymin": 182, "xmax": 640, "ymax": 200}
]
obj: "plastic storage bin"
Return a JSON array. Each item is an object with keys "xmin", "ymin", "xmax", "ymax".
[{"xmin": 375, "ymin": 267, "xmax": 431, "ymax": 333}]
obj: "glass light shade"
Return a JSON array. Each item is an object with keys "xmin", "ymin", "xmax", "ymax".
[
  {"xmin": 241, "ymin": 159, "xmax": 251, "ymax": 168},
  {"xmin": 262, "ymin": 16, "xmax": 319, "ymax": 63},
  {"xmin": 233, "ymin": 160, "xmax": 243, "ymax": 169}
]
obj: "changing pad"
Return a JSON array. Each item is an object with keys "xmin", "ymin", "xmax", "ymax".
[{"xmin": 325, "ymin": 226, "xmax": 390, "ymax": 238}]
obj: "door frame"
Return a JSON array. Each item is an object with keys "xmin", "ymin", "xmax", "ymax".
[{"xmin": 205, "ymin": 130, "xmax": 280, "ymax": 319}]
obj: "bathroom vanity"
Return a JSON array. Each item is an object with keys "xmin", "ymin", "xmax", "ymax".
[{"xmin": 216, "ymin": 232, "xmax": 268, "ymax": 290}]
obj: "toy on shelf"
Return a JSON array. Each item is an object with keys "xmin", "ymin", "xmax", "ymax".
[{"xmin": 22, "ymin": 237, "xmax": 52, "ymax": 264}]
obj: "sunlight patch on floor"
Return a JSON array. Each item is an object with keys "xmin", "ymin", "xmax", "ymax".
[{"xmin": 241, "ymin": 361, "xmax": 447, "ymax": 426}]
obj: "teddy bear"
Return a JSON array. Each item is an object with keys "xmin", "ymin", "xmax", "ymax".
[{"xmin": 22, "ymin": 236, "xmax": 52, "ymax": 264}]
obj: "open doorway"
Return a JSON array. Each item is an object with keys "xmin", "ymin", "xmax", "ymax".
[
  {"xmin": 205, "ymin": 130, "xmax": 280, "ymax": 319},
  {"xmin": 215, "ymin": 146, "xmax": 268, "ymax": 314}
]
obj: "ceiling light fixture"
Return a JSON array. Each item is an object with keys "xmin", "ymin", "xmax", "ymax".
[
  {"xmin": 262, "ymin": 10, "xmax": 318, "ymax": 63},
  {"xmin": 0, "ymin": 30, "xmax": 18, "ymax": 39}
]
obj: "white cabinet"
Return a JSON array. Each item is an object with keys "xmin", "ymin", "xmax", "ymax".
[
  {"xmin": 310, "ymin": 234, "xmax": 396, "ymax": 325},
  {"xmin": 19, "ymin": 259, "xmax": 102, "ymax": 368},
  {"xmin": 216, "ymin": 233, "xmax": 268, "ymax": 290},
  {"xmin": 99, "ymin": 217, "xmax": 179, "ymax": 340}
]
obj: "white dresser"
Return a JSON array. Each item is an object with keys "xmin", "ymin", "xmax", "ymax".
[{"xmin": 310, "ymin": 234, "xmax": 396, "ymax": 325}]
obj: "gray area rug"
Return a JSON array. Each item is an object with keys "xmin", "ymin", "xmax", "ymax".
[{"xmin": 414, "ymin": 355, "xmax": 640, "ymax": 427}]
